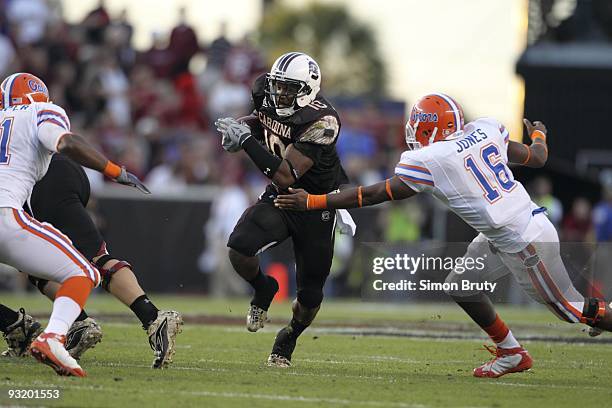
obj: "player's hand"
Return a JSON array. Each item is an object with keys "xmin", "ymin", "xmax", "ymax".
[
  {"xmin": 221, "ymin": 130, "xmax": 242, "ymax": 152},
  {"xmin": 523, "ymin": 118, "xmax": 547, "ymax": 137},
  {"xmin": 215, "ymin": 117, "xmax": 251, "ymax": 152},
  {"xmin": 115, "ymin": 167, "xmax": 151, "ymax": 194},
  {"xmin": 274, "ymin": 188, "xmax": 308, "ymax": 210}
]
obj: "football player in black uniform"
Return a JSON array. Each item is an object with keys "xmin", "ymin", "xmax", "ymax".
[
  {"xmin": 216, "ymin": 52, "xmax": 350, "ymax": 367},
  {"xmin": 0, "ymin": 154, "xmax": 183, "ymax": 368}
]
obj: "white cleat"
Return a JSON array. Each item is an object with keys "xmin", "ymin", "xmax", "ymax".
[
  {"xmin": 246, "ymin": 305, "xmax": 269, "ymax": 332},
  {"xmin": 473, "ymin": 345, "xmax": 533, "ymax": 378},
  {"xmin": 30, "ymin": 333, "xmax": 86, "ymax": 377},
  {"xmin": 147, "ymin": 310, "xmax": 183, "ymax": 369},
  {"xmin": 267, "ymin": 353, "xmax": 292, "ymax": 368},
  {"xmin": 65, "ymin": 318, "xmax": 103, "ymax": 360}
]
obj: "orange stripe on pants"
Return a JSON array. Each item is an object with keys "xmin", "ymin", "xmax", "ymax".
[{"xmin": 12, "ymin": 209, "xmax": 97, "ymax": 285}]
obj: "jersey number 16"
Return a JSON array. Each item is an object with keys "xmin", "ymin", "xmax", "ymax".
[{"xmin": 464, "ymin": 143, "xmax": 516, "ymax": 203}]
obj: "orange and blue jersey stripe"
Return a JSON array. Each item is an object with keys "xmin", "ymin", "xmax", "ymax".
[
  {"xmin": 12, "ymin": 209, "xmax": 100, "ymax": 286},
  {"xmin": 37, "ymin": 109, "xmax": 70, "ymax": 130},
  {"xmin": 395, "ymin": 162, "xmax": 434, "ymax": 187},
  {"xmin": 499, "ymin": 124, "xmax": 509, "ymax": 144}
]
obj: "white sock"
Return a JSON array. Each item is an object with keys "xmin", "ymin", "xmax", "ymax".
[
  {"xmin": 44, "ymin": 296, "xmax": 81, "ymax": 336},
  {"xmin": 497, "ymin": 330, "xmax": 521, "ymax": 349}
]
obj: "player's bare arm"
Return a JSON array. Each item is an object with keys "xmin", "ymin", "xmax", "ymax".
[
  {"xmin": 274, "ymin": 176, "xmax": 416, "ymax": 210},
  {"xmin": 507, "ymin": 118, "xmax": 548, "ymax": 168},
  {"xmin": 215, "ymin": 117, "xmax": 314, "ymax": 189},
  {"xmin": 272, "ymin": 144, "xmax": 313, "ymax": 189},
  {"xmin": 57, "ymin": 133, "xmax": 150, "ymax": 194}
]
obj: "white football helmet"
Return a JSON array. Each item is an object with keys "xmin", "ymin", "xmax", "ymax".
[{"xmin": 265, "ymin": 52, "xmax": 321, "ymax": 117}]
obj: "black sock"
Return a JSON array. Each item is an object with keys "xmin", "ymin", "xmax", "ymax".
[
  {"xmin": 76, "ymin": 310, "xmax": 89, "ymax": 322},
  {"xmin": 0, "ymin": 304, "xmax": 20, "ymax": 332},
  {"xmin": 249, "ymin": 270, "xmax": 278, "ymax": 310},
  {"xmin": 130, "ymin": 295, "xmax": 159, "ymax": 329},
  {"xmin": 248, "ymin": 269, "xmax": 270, "ymax": 292},
  {"xmin": 289, "ymin": 318, "xmax": 308, "ymax": 339}
]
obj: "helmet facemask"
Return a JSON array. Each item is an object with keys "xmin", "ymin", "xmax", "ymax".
[
  {"xmin": 265, "ymin": 74, "xmax": 312, "ymax": 117},
  {"xmin": 405, "ymin": 120, "xmax": 422, "ymax": 150},
  {"xmin": 405, "ymin": 118, "xmax": 440, "ymax": 150}
]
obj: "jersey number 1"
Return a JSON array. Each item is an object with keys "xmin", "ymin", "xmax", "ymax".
[
  {"xmin": 465, "ymin": 143, "xmax": 516, "ymax": 203},
  {"xmin": 0, "ymin": 118, "xmax": 13, "ymax": 165}
]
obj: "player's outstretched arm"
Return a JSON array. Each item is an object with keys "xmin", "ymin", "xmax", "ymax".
[
  {"xmin": 57, "ymin": 133, "xmax": 150, "ymax": 194},
  {"xmin": 508, "ymin": 118, "xmax": 548, "ymax": 168},
  {"xmin": 274, "ymin": 176, "xmax": 416, "ymax": 210}
]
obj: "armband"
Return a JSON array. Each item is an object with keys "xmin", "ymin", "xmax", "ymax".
[
  {"xmin": 521, "ymin": 144, "xmax": 531, "ymax": 165},
  {"xmin": 241, "ymin": 136, "xmax": 282, "ymax": 178},
  {"xmin": 285, "ymin": 159, "xmax": 300, "ymax": 182},
  {"xmin": 385, "ymin": 179, "xmax": 394, "ymax": 200}
]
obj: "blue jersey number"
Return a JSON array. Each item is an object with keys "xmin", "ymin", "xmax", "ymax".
[
  {"xmin": 0, "ymin": 117, "xmax": 13, "ymax": 164},
  {"xmin": 465, "ymin": 143, "xmax": 515, "ymax": 203}
]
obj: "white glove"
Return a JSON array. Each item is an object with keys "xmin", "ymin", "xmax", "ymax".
[
  {"xmin": 336, "ymin": 209, "xmax": 357, "ymax": 236},
  {"xmin": 215, "ymin": 117, "xmax": 252, "ymax": 153}
]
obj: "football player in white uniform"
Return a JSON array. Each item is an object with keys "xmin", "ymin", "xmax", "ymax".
[
  {"xmin": 274, "ymin": 93, "xmax": 612, "ymax": 378},
  {"xmin": 0, "ymin": 72, "xmax": 149, "ymax": 376}
]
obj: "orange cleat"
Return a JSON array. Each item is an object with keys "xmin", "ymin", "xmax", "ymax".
[
  {"xmin": 473, "ymin": 345, "xmax": 533, "ymax": 378},
  {"xmin": 30, "ymin": 333, "xmax": 86, "ymax": 377}
]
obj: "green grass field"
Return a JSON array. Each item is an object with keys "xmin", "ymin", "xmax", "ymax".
[{"xmin": 1, "ymin": 294, "xmax": 611, "ymax": 407}]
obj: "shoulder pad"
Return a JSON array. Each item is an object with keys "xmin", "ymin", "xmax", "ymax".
[{"xmin": 298, "ymin": 115, "xmax": 339, "ymax": 145}]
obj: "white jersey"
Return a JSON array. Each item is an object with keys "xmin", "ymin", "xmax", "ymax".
[
  {"xmin": 0, "ymin": 102, "xmax": 70, "ymax": 209},
  {"xmin": 395, "ymin": 117, "xmax": 537, "ymax": 253}
]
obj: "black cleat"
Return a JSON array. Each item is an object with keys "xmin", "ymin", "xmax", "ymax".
[{"xmin": 267, "ymin": 326, "xmax": 297, "ymax": 367}]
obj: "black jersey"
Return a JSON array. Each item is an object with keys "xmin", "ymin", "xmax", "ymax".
[
  {"xmin": 251, "ymin": 74, "xmax": 348, "ymax": 195},
  {"xmin": 26, "ymin": 154, "xmax": 104, "ymax": 260},
  {"xmin": 30, "ymin": 154, "xmax": 91, "ymax": 214}
]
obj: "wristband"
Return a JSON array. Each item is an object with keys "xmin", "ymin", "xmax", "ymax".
[
  {"xmin": 306, "ymin": 194, "xmax": 327, "ymax": 210},
  {"xmin": 357, "ymin": 186, "xmax": 363, "ymax": 208},
  {"xmin": 103, "ymin": 161, "xmax": 122, "ymax": 178},
  {"xmin": 530, "ymin": 130, "xmax": 546, "ymax": 143}
]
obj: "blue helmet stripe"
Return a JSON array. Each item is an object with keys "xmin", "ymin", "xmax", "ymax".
[
  {"xmin": 275, "ymin": 52, "xmax": 296, "ymax": 72},
  {"xmin": 279, "ymin": 52, "xmax": 303, "ymax": 73},
  {"xmin": 2, "ymin": 73, "xmax": 21, "ymax": 109}
]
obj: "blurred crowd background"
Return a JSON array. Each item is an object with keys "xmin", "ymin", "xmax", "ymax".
[{"xmin": 1, "ymin": 0, "xmax": 611, "ymax": 299}]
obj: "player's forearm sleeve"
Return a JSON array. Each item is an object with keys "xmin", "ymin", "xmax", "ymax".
[{"xmin": 241, "ymin": 136, "xmax": 282, "ymax": 178}]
